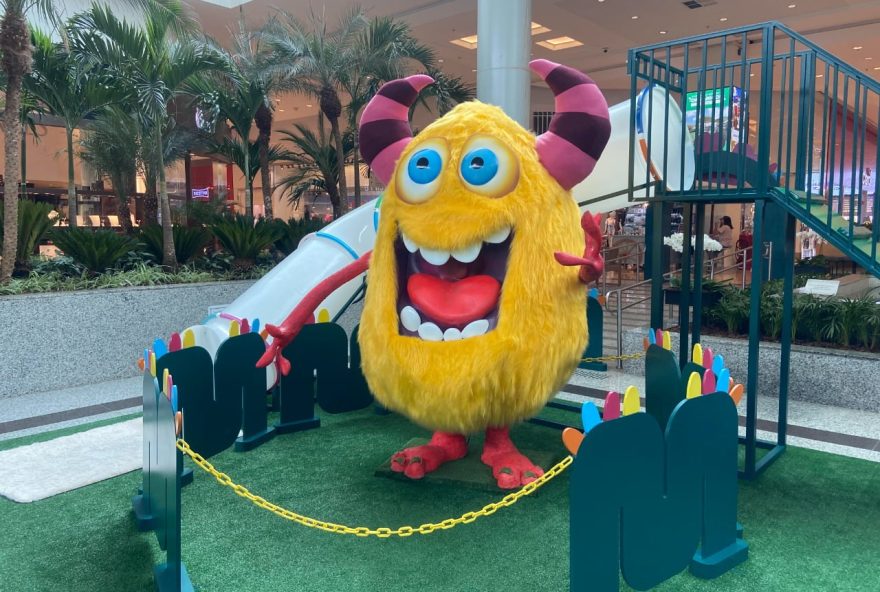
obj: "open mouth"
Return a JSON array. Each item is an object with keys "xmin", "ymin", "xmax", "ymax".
[{"xmin": 395, "ymin": 226, "xmax": 512, "ymax": 341}]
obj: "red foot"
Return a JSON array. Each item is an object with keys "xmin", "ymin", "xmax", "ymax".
[
  {"xmin": 390, "ymin": 432, "xmax": 468, "ymax": 480},
  {"xmin": 481, "ymin": 427, "xmax": 544, "ymax": 490}
]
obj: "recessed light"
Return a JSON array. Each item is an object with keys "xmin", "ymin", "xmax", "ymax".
[
  {"xmin": 631, "ymin": 15, "xmax": 639, "ymax": 20},
  {"xmin": 816, "ymin": 74, "xmax": 824, "ymax": 78},
  {"xmin": 866, "ymin": 57, "xmax": 873, "ymax": 61},
  {"xmin": 750, "ymin": 73, "xmax": 755, "ymax": 77},
  {"xmin": 719, "ymin": 17, "xmax": 728, "ymax": 22},
  {"xmin": 451, "ymin": 34, "xmax": 478, "ymax": 49},
  {"xmin": 278, "ymin": 109, "xmax": 285, "ymax": 112},
  {"xmin": 536, "ymin": 36, "xmax": 584, "ymax": 51},
  {"xmin": 306, "ymin": 104, "xmax": 312, "ymax": 107},
  {"xmin": 874, "ymin": 66, "xmax": 880, "ymax": 70},
  {"xmin": 598, "ymin": 0, "xmax": 605, "ymax": 3},
  {"xmin": 438, "ymin": 58, "xmax": 444, "ymax": 63},
  {"xmin": 471, "ymin": 68, "xmax": 477, "ymax": 72},
  {"xmin": 659, "ymin": 30, "xmax": 667, "ymax": 35},
  {"xmin": 853, "ymin": 46, "xmax": 863, "ymax": 50},
  {"xmin": 531, "ymin": 22, "xmax": 551, "ymax": 35},
  {"xmin": 788, "ymin": 3, "xmax": 796, "ymax": 7}
]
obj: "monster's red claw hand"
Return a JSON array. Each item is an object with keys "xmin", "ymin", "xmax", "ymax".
[{"xmin": 555, "ymin": 210, "xmax": 604, "ymax": 284}]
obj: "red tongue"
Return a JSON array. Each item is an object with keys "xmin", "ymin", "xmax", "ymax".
[{"xmin": 407, "ymin": 273, "xmax": 500, "ymax": 327}]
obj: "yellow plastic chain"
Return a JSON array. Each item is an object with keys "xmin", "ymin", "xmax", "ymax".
[
  {"xmin": 176, "ymin": 439, "xmax": 572, "ymax": 538},
  {"xmin": 581, "ymin": 351, "xmax": 646, "ymax": 364}
]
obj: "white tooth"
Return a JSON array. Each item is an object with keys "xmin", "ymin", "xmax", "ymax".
[
  {"xmin": 401, "ymin": 233, "xmax": 417, "ymax": 253},
  {"xmin": 443, "ymin": 328, "xmax": 462, "ymax": 341},
  {"xmin": 420, "ymin": 247, "xmax": 450, "ymax": 265},
  {"xmin": 451, "ymin": 242, "xmax": 481, "ymax": 263},
  {"xmin": 461, "ymin": 319, "xmax": 490, "ymax": 338},
  {"xmin": 485, "ymin": 227, "xmax": 511, "ymax": 244},
  {"xmin": 417, "ymin": 322, "xmax": 443, "ymax": 341},
  {"xmin": 400, "ymin": 306, "xmax": 421, "ymax": 332}
]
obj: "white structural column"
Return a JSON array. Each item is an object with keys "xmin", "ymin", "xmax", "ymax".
[{"xmin": 476, "ymin": 0, "xmax": 532, "ymax": 127}]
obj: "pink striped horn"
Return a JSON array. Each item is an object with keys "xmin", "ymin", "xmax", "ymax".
[
  {"xmin": 359, "ymin": 74, "xmax": 435, "ymax": 185},
  {"xmin": 530, "ymin": 59, "xmax": 611, "ymax": 190}
]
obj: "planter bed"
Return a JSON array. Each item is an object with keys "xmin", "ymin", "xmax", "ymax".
[
  {"xmin": 0, "ymin": 280, "xmax": 256, "ymax": 399},
  {"xmin": 622, "ymin": 328, "xmax": 880, "ymax": 412}
]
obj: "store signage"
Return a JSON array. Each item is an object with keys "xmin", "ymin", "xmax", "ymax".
[
  {"xmin": 192, "ymin": 187, "xmax": 210, "ymax": 199},
  {"xmin": 685, "ymin": 86, "xmax": 744, "ymax": 152}
]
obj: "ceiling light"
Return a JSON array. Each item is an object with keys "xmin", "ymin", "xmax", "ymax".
[
  {"xmin": 471, "ymin": 68, "xmax": 477, "ymax": 72},
  {"xmin": 631, "ymin": 15, "xmax": 639, "ymax": 20},
  {"xmin": 750, "ymin": 73, "xmax": 755, "ymax": 77},
  {"xmin": 659, "ymin": 30, "xmax": 668, "ymax": 35},
  {"xmin": 788, "ymin": 3, "xmax": 797, "ymax": 7},
  {"xmin": 450, "ymin": 34, "xmax": 478, "ymax": 50},
  {"xmin": 719, "ymin": 17, "xmax": 728, "ymax": 22},
  {"xmin": 598, "ymin": 0, "xmax": 605, "ymax": 3},
  {"xmin": 278, "ymin": 109, "xmax": 285, "ymax": 112},
  {"xmin": 306, "ymin": 104, "xmax": 312, "ymax": 107},
  {"xmin": 866, "ymin": 57, "xmax": 873, "ymax": 61},
  {"xmin": 438, "ymin": 58, "xmax": 444, "ymax": 63},
  {"xmin": 536, "ymin": 36, "xmax": 584, "ymax": 51},
  {"xmin": 874, "ymin": 66, "xmax": 880, "ymax": 70},
  {"xmin": 531, "ymin": 22, "xmax": 551, "ymax": 35},
  {"xmin": 816, "ymin": 74, "xmax": 824, "ymax": 78},
  {"xmin": 853, "ymin": 46, "xmax": 863, "ymax": 50}
]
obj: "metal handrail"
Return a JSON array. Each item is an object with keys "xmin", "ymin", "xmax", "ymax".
[{"xmin": 602, "ymin": 245, "xmax": 754, "ymax": 368}]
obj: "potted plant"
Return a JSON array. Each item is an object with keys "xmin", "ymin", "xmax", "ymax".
[{"xmin": 662, "ymin": 232, "xmax": 725, "ymax": 307}]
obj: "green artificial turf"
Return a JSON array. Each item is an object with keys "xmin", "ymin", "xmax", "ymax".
[{"xmin": 1, "ymin": 405, "xmax": 878, "ymax": 592}]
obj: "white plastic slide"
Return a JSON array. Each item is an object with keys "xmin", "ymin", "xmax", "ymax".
[{"xmin": 185, "ymin": 88, "xmax": 694, "ymax": 385}]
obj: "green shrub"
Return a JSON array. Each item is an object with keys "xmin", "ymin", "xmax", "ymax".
[
  {"xmin": 272, "ymin": 217, "xmax": 326, "ymax": 255},
  {"xmin": 708, "ymin": 287, "xmax": 750, "ymax": 335},
  {"xmin": 0, "ymin": 200, "xmax": 56, "ymax": 270},
  {"xmin": 50, "ymin": 228, "xmax": 140, "ymax": 274},
  {"xmin": 210, "ymin": 214, "xmax": 282, "ymax": 269},
  {"xmin": 139, "ymin": 224, "xmax": 210, "ymax": 265}
]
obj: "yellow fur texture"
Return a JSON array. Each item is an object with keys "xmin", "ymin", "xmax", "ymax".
[{"xmin": 358, "ymin": 101, "xmax": 587, "ymax": 434}]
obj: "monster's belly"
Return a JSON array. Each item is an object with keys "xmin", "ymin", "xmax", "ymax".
[{"xmin": 358, "ymin": 289, "xmax": 587, "ymax": 434}]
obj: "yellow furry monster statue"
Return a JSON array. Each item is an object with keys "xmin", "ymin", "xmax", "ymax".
[{"xmin": 259, "ymin": 59, "xmax": 611, "ymax": 489}]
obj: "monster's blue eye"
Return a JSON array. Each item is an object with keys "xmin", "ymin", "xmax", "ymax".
[
  {"xmin": 407, "ymin": 149, "xmax": 443, "ymax": 185},
  {"xmin": 458, "ymin": 136, "xmax": 519, "ymax": 198},
  {"xmin": 460, "ymin": 148, "xmax": 499, "ymax": 186},
  {"xmin": 396, "ymin": 139, "xmax": 448, "ymax": 204}
]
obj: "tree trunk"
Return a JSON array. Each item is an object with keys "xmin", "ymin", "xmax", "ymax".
[
  {"xmin": 326, "ymin": 181, "xmax": 342, "ymax": 220},
  {"xmin": 255, "ymin": 102, "xmax": 274, "ymax": 219},
  {"xmin": 0, "ymin": 10, "xmax": 30, "ymax": 283},
  {"xmin": 329, "ymin": 116, "xmax": 347, "ymax": 218},
  {"xmin": 353, "ymin": 132, "xmax": 361, "ymax": 209},
  {"xmin": 156, "ymin": 131, "xmax": 178, "ymax": 268},
  {"xmin": 244, "ymin": 146, "xmax": 253, "ymax": 217},
  {"xmin": 143, "ymin": 162, "xmax": 158, "ymax": 225},
  {"xmin": 66, "ymin": 127, "xmax": 79, "ymax": 228}
]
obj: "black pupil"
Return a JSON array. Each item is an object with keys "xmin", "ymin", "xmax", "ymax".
[
  {"xmin": 470, "ymin": 156, "xmax": 484, "ymax": 169},
  {"xmin": 416, "ymin": 157, "xmax": 430, "ymax": 169}
]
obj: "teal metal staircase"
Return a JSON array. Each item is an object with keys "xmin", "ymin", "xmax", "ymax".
[
  {"xmin": 627, "ymin": 21, "xmax": 880, "ymax": 278},
  {"xmin": 624, "ymin": 22, "xmax": 880, "ymax": 478}
]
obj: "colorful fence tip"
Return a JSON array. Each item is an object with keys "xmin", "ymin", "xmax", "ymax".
[
  {"xmin": 581, "ymin": 401, "xmax": 602, "ymax": 434},
  {"xmin": 171, "ymin": 384, "xmax": 178, "ymax": 414},
  {"xmin": 686, "ymin": 372, "xmax": 702, "ymax": 399},
  {"xmin": 603, "ymin": 391, "xmax": 621, "ymax": 421},
  {"xmin": 251, "ymin": 318, "xmax": 261, "ymax": 334},
  {"xmin": 164, "ymin": 370, "xmax": 172, "ymax": 398},
  {"xmin": 623, "ymin": 386, "xmax": 641, "ymax": 416},
  {"xmin": 712, "ymin": 354, "xmax": 725, "ymax": 376},
  {"xmin": 152, "ymin": 338, "xmax": 168, "ymax": 359},
  {"xmin": 317, "ymin": 308, "xmax": 331, "ymax": 323},
  {"xmin": 648, "ymin": 329, "xmax": 657, "ymax": 345},
  {"xmin": 149, "ymin": 351, "xmax": 157, "ymax": 378},
  {"xmin": 703, "ymin": 348, "xmax": 714, "ymax": 371},
  {"xmin": 174, "ymin": 411, "xmax": 183, "ymax": 437},
  {"xmin": 259, "ymin": 328, "xmax": 269, "ymax": 341},
  {"xmin": 643, "ymin": 337, "xmax": 650, "ymax": 351},
  {"xmin": 729, "ymin": 384, "xmax": 745, "ymax": 406},
  {"xmin": 240, "ymin": 318, "xmax": 250, "ymax": 334},
  {"xmin": 588, "ymin": 287, "xmax": 599, "ymax": 299},
  {"xmin": 229, "ymin": 320, "xmax": 241, "ymax": 337},
  {"xmin": 562, "ymin": 427, "xmax": 584, "ymax": 456},
  {"xmin": 182, "ymin": 329, "xmax": 195, "ymax": 349},
  {"xmin": 168, "ymin": 332, "xmax": 182, "ymax": 352},
  {"xmin": 702, "ymin": 369, "xmax": 717, "ymax": 395},
  {"xmin": 717, "ymin": 368, "xmax": 731, "ymax": 393},
  {"xmin": 692, "ymin": 343, "xmax": 703, "ymax": 366},
  {"xmin": 662, "ymin": 331, "xmax": 672, "ymax": 351},
  {"xmin": 655, "ymin": 328, "xmax": 664, "ymax": 346}
]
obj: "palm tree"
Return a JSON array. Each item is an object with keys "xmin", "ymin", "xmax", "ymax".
[
  {"xmin": 210, "ymin": 135, "xmax": 289, "ymax": 212},
  {"xmin": 69, "ymin": 2, "xmax": 224, "ymax": 267},
  {"xmin": 268, "ymin": 6, "xmax": 370, "ymax": 217},
  {"xmin": 25, "ymin": 28, "xmax": 117, "ymax": 228},
  {"xmin": 226, "ymin": 17, "xmax": 299, "ymax": 220},
  {"xmin": 276, "ymin": 118, "xmax": 353, "ymax": 218},
  {"xmin": 78, "ymin": 106, "xmax": 140, "ymax": 233},
  {"xmin": 0, "ymin": 0, "xmax": 47, "ymax": 281}
]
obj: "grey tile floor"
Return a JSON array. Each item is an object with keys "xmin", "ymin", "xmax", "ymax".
[{"xmin": 2, "ymin": 369, "xmax": 879, "ymax": 464}]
